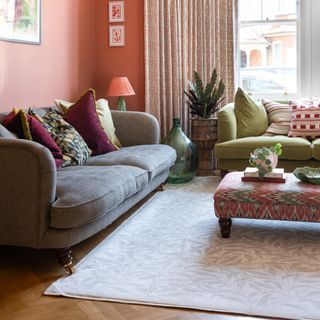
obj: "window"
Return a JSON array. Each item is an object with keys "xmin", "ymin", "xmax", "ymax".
[{"xmin": 239, "ymin": 0, "xmax": 298, "ymax": 98}]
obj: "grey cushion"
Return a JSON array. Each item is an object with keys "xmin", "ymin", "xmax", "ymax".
[
  {"xmin": 0, "ymin": 124, "xmax": 17, "ymax": 138},
  {"xmin": 86, "ymin": 145, "xmax": 176, "ymax": 181},
  {"xmin": 51, "ymin": 165, "xmax": 148, "ymax": 229}
]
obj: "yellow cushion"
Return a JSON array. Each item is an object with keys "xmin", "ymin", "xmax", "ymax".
[
  {"xmin": 54, "ymin": 98, "xmax": 121, "ymax": 148},
  {"xmin": 95, "ymin": 99, "xmax": 121, "ymax": 148},
  {"xmin": 54, "ymin": 99, "xmax": 72, "ymax": 114}
]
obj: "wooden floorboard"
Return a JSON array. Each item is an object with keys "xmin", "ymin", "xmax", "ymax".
[{"xmin": 0, "ymin": 192, "xmax": 273, "ymax": 320}]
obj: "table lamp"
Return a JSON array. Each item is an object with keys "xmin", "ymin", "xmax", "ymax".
[{"xmin": 106, "ymin": 77, "xmax": 135, "ymax": 111}]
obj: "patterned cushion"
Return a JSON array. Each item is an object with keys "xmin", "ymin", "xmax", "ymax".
[
  {"xmin": 288, "ymin": 100, "xmax": 320, "ymax": 140},
  {"xmin": 289, "ymin": 98, "xmax": 313, "ymax": 109},
  {"xmin": 42, "ymin": 110, "xmax": 91, "ymax": 167},
  {"xmin": 64, "ymin": 89, "xmax": 118, "ymax": 155},
  {"xmin": 262, "ymin": 99, "xmax": 292, "ymax": 136}
]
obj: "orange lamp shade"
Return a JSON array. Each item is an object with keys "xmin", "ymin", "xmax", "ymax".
[{"xmin": 106, "ymin": 77, "xmax": 135, "ymax": 97}]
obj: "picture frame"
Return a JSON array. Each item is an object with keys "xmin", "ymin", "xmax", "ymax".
[
  {"xmin": 0, "ymin": 0, "xmax": 41, "ymax": 45},
  {"xmin": 109, "ymin": 0, "xmax": 124, "ymax": 23},
  {"xmin": 109, "ymin": 25, "xmax": 125, "ymax": 47}
]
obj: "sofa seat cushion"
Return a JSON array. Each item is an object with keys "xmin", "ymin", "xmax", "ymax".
[
  {"xmin": 215, "ymin": 136, "xmax": 312, "ymax": 160},
  {"xmin": 51, "ymin": 165, "xmax": 148, "ymax": 229},
  {"xmin": 86, "ymin": 145, "xmax": 176, "ymax": 181},
  {"xmin": 311, "ymin": 139, "xmax": 320, "ymax": 160}
]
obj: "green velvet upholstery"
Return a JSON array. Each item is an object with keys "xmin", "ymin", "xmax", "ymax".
[
  {"xmin": 311, "ymin": 139, "xmax": 320, "ymax": 160},
  {"xmin": 215, "ymin": 101, "xmax": 320, "ymax": 172},
  {"xmin": 217, "ymin": 103, "xmax": 237, "ymax": 143},
  {"xmin": 234, "ymin": 88, "xmax": 268, "ymax": 138},
  {"xmin": 215, "ymin": 136, "xmax": 312, "ymax": 160},
  {"xmin": 217, "ymin": 159, "xmax": 320, "ymax": 172}
]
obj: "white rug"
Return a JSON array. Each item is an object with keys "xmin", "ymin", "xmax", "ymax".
[{"xmin": 45, "ymin": 177, "xmax": 320, "ymax": 320}]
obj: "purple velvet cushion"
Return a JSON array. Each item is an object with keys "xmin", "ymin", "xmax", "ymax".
[
  {"xmin": 27, "ymin": 116, "xmax": 64, "ymax": 168},
  {"xmin": 64, "ymin": 89, "xmax": 117, "ymax": 155},
  {"xmin": 2, "ymin": 111, "xmax": 25, "ymax": 138},
  {"xmin": 2, "ymin": 110, "xmax": 63, "ymax": 168}
]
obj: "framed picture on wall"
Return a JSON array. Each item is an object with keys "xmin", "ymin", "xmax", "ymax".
[
  {"xmin": 109, "ymin": 25, "xmax": 125, "ymax": 47},
  {"xmin": 0, "ymin": 0, "xmax": 41, "ymax": 44},
  {"xmin": 109, "ymin": 1, "xmax": 124, "ymax": 23}
]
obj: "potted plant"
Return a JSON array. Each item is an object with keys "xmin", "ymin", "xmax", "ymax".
[{"xmin": 184, "ymin": 69, "xmax": 225, "ymax": 175}]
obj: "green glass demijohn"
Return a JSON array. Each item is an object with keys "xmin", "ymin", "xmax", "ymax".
[{"xmin": 163, "ymin": 118, "xmax": 198, "ymax": 183}]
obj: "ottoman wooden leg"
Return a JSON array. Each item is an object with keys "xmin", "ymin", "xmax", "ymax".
[
  {"xmin": 219, "ymin": 218, "xmax": 232, "ymax": 238},
  {"xmin": 57, "ymin": 247, "xmax": 75, "ymax": 275},
  {"xmin": 156, "ymin": 183, "xmax": 166, "ymax": 192}
]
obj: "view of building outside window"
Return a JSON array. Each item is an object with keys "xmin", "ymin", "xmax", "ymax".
[{"xmin": 239, "ymin": 0, "xmax": 297, "ymax": 96}]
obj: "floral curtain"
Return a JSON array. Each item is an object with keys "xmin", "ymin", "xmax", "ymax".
[{"xmin": 144, "ymin": 0, "xmax": 238, "ymax": 137}]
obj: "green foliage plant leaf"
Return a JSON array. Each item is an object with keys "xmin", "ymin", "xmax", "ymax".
[{"xmin": 184, "ymin": 68, "xmax": 225, "ymax": 119}]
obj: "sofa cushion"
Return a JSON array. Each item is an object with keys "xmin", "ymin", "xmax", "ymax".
[
  {"xmin": 2, "ymin": 109, "xmax": 30, "ymax": 139},
  {"xmin": 64, "ymin": 89, "xmax": 118, "ymax": 155},
  {"xmin": 42, "ymin": 110, "xmax": 91, "ymax": 167},
  {"xmin": 2, "ymin": 109, "xmax": 64, "ymax": 168},
  {"xmin": 311, "ymin": 139, "xmax": 320, "ymax": 160},
  {"xmin": 215, "ymin": 136, "xmax": 312, "ymax": 160},
  {"xmin": 51, "ymin": 165, "xmax": 148, "ymax": 229},
  {"xmin": 288, "ymin": 101, "xmax": 320, "ymax": 140},
  {"xmin": 262, "ymin": 99, "xmax": 292, "ymax": 136},
  {"xmin": 55, "ymin": 98, "xmax": 122, "ymax": 149},
  {"xmin": 234, "ymin": 88, "xmax": 268, "ymax": 138},
  {"xmin": 86, "ymin": 144, "xmax": 176, "ymax": 181}
]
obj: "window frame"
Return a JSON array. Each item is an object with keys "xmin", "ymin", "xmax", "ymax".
[{"xmin": 238, "ymin": 1, "xmax": 300, "ymax": 100}]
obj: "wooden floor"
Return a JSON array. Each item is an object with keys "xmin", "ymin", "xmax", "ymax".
[{"xmin": 0, "ymin": 192, "xmax": 273, "ymax": 320}]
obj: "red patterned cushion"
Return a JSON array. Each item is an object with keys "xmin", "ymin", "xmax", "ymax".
[
  {"xmin": 288, "ymin": 99, "xmax": 320, "ymax": 140},
  {"xmin": 64, "ymin": 89, "xmax": 117, "ymax": 155}
]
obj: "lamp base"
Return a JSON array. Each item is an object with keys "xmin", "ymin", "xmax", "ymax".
[{"xmin": 117, "ymin": 97, "xmax": 126, "ymax": 111}]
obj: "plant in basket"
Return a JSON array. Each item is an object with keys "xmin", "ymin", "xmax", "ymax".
[
  {"xmin": 184, "ymin": 69, "xmax": 225, "ymax": 175},
  {"xmin": 184, "ymin": 69, "xmax": 225, "ymax": 119}
]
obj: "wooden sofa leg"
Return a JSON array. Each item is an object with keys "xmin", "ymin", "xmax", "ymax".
[
  {"xmin": 219, "ymin": 218, "xmax": 232, "ymax": 238},
  {"xmin": 57, "ymin": 247, "xmax": 75, "ymax": 275},
  {"xmin": 220, "ymin": 170, "xmax": 229, "ymax": 179},
  {"xmin": 156, "ymin": 183, "xmax": 166, "ymax": 192}
]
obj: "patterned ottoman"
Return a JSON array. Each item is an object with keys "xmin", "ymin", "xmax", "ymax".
[{"xmin": 214, "ymin": 171, "xmax": 320, "ymax": 238}]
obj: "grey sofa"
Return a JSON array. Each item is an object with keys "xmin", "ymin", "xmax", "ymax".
[{"xmin": 0, "ymin": 108, "xmax": 176, "ymax": 273}]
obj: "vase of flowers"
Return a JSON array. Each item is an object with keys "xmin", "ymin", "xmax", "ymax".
[{"xmin": 249, "ymin": 143, "xmax": 282, "ymax": 178}]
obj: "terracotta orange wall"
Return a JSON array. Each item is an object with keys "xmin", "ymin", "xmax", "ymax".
[
  {"xmin": 0, "ymin": 0, "xmax": 96, "ymax": 112},
  {"xmin": 94, "ymin": 0, "xmax": 145, "ymax": 112}
]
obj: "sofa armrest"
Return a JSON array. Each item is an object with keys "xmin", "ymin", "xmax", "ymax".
[
  {"xmin": 0, "ymin": 139, "xmax": 56, "ymax": 248},
  {"xmin": 218, "ymin": 103, "xmax": 237, "ymax": 143},
  {"xmin": 111, "ymin": 110, "xmax": 160, "ymax": 146}
]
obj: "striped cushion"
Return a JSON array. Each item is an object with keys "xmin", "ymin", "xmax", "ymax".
[
  {"xmin": 262, "ymin": 99, "xmax": 292, "ymax": 136},
  {"xmin": 288, "ymin": 99, "xmax": 320, "ymax": 140}
]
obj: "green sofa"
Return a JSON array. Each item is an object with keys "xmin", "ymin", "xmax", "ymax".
[{"xmin": 215, "ymin": 103, "xmax": 320, "ymax": 173}]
